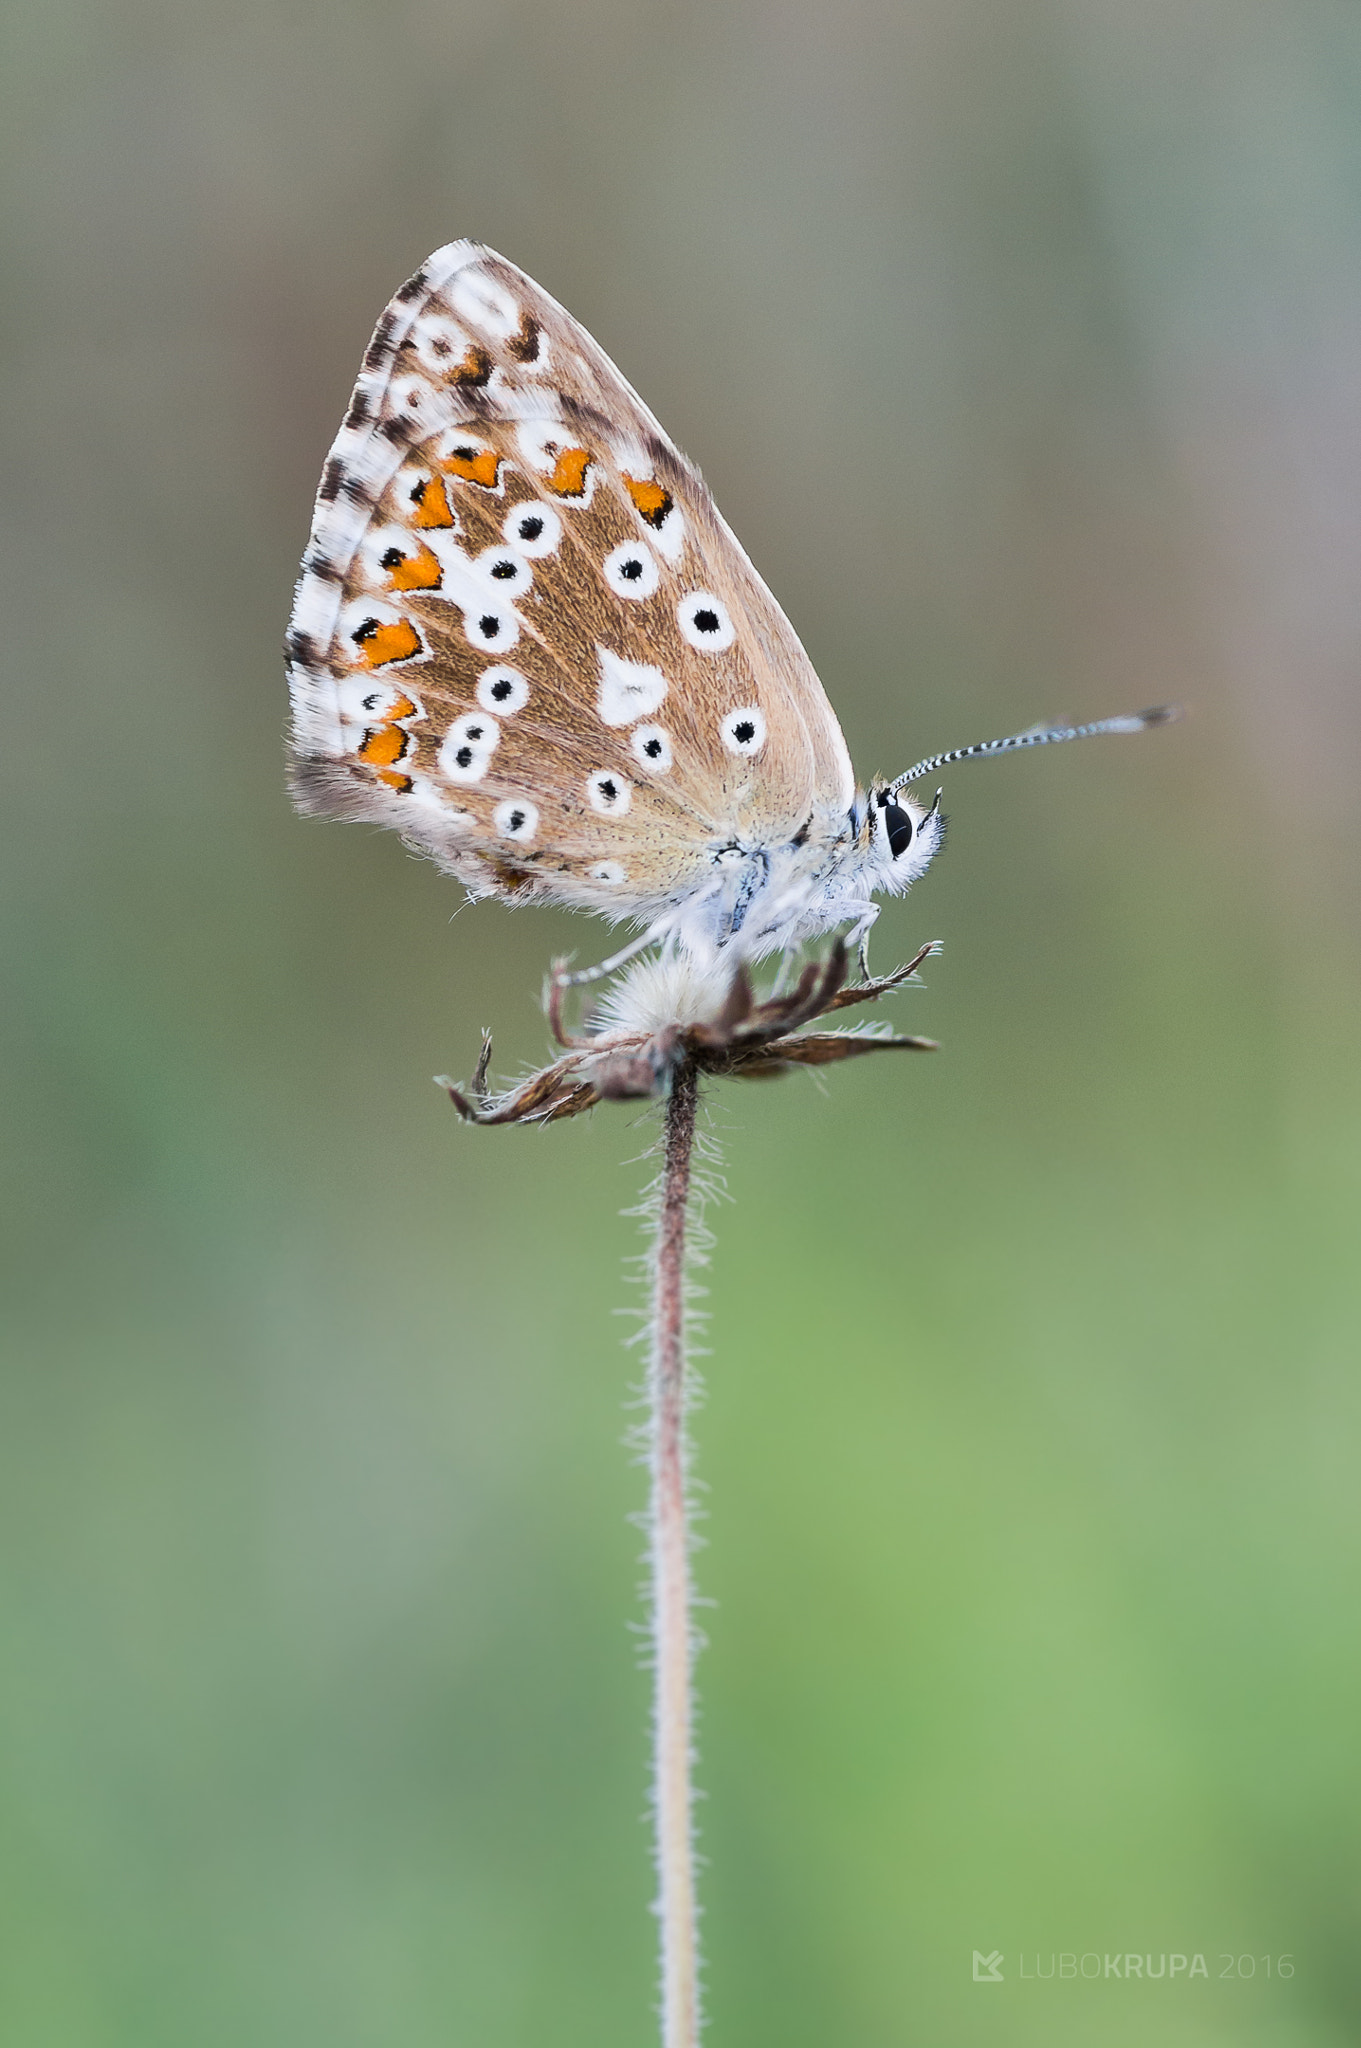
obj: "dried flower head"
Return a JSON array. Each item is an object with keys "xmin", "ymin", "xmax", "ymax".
[{"xmin": 438, "ymin": 940, "xmax": 938, "ymax": 1126}]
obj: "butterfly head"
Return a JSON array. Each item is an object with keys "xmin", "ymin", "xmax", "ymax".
[{"xmin": 855, "ymin": 777, "xmax": 946, "ymax": 897}]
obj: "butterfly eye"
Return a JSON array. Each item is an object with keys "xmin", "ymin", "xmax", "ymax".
[
  {"xmin": 502, "ymin": 503, "xmax": 561, "ymax": 558},
  {"xmin": 720, "ymin": 706, "xmax": 766, "ymax": 756},
  {"xmin": 493, "ymin": 798, "xmax": 539, "ymax": 842},
  {"xmin": 476, "ymin": 666, "xmax": 530, "ymax": 715},
  {"xmin": 678, "ymin": 591, "xmax": 736, "ymax": 652},
  {"xmin": 882, "ymin": 800, "xmax": 914, "ymax": 859},
  {"xmin": 587, "ymin": 771, "xmax": 632, "ymax": 815},
  {"xmin": 603, "ymin": 541, "xmax": 660, "ymax": 601}
]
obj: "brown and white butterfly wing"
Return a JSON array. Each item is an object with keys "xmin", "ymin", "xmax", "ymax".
[{"xmin": 286, "ymin": 241, "xmax": 855, "ymax": 922}]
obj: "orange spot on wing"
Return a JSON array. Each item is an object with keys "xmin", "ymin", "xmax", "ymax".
[
  {"xmin": 450, "ymin": 344, "xmax": 493, "ymax": 386},
  {"xmin": 359, "ymin": 724, "xmax": 409, "ymax": 767},
  {"xmin": 441, "ymin": 444, "xmax": 502, "ymax": 488},
  {"xmin": 375, "ymin": 769, "xmax": 414, "ymax": 793},
  {"xmin": 409, "ymin": 475, "xmax": 455, "ymax": 528},
  {"xmin": 545, "ymin": 447, "xmax": 591, "ymax": 496},
  {"xmin": 352, "ymin": 617, "xmax": 422, "ymax": 667},
  {"xmin": 386, "ymin": 692, "xmax": 417, "ymax": 720},
  {"xmin": 623, "ymin": 474, "xmax": 673, "ymax": 527},
  {"xmin": 383, "ymin": 541, "xmax": 442, "ymax": 592}
]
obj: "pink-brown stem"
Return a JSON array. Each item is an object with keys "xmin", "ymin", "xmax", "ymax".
[{"xmin": 649, "ymin": 1060, "xmax": 701, "ymax": 2048}]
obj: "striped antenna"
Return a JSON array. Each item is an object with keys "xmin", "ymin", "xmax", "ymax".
[{"xmin": 889, "ymin": 705, "xmax": 1178, "ymax": 796}]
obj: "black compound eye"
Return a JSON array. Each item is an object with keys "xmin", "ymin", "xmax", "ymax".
[{"xmin": 883, "ymin": 801, "xmax": 914, "ymax": 859}]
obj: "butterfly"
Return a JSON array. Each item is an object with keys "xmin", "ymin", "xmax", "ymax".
[{"xmin": 286, "ymin": 242, "xmax": 1171, "ymax": 992}]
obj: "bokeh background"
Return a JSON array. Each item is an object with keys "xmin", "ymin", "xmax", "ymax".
[{"xmin": 4, "ymin": 3, "xmax": 1360, "ymax": 2042}]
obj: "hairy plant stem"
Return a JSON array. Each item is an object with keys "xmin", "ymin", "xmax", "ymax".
[{"xmin": 648, "ymin": 1059, "xmax": 701, "ymax": 2048}]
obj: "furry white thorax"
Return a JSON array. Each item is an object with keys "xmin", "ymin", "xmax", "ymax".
[{"xmin": 637, "ymin": 781, "xmax": 945, "ymax": 974}]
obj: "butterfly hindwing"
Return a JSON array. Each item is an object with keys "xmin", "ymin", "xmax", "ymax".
[{"xmin": 287, "ymin": 241, "xmax": 856, "ymax": 920}]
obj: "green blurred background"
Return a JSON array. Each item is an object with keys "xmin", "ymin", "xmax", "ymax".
[{"xmin": 4, "ymin": 3, "xmax": 1360, "ymax": 2042}]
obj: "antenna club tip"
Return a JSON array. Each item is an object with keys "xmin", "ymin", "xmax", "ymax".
[{"xmin": 1091, "ymin": 704, "xmax": 1183, "ymax": 736}]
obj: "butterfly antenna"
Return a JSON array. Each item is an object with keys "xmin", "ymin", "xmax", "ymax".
[{"xmin": 888, "ymin": 705, "xmax": 1179, "ymax": 796}]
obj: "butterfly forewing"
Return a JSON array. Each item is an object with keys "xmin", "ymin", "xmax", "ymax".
[{"xmin": 287, "ymin": 241, "xmax": 855, "ymax": 919}]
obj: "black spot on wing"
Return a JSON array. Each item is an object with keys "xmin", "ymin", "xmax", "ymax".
[
  {"xmin": 558, "ymin": 394, "xmax": 614, "ymax": 440},
  {"xmin": 506, "ymin": 313, "xmax": 542, "ymax": 363},
  {"xmin": 452, "ymin": 384, "xmax": 496, "ymax": 424}
]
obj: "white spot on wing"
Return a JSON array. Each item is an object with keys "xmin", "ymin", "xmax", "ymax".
[
  {"xmin": 648, "ymin": 502, "xmax": 686, "ymax": 564},
  {"xmin": 476, "ymin": 666, "xmax": 530, "ymax": 714},
  {"xmin": 493, "ymin": 798, "xmax": 538, "ymax": 841},
  {"xmin": 678, "ymin": 591, "xmax": 735, "ymax": 652},
  {"xmin": 439, "ymin": 711, "xmax": 500, "ymax": 783},
  {"xmin": 408, "ymin": 312, "xmax": 473, "ymax": 375},
  {"xmin": 596, "ymin": 645, "xmax": 667, "ymax": 726},
  {"xmin": 602, "ymin": 540, "xmax": 660, "ymax": 600},
  {"xmin": 386, "ymin": 373, "xmax": 442, "ymax": 428},
  {"xmin": 501, "ymin": 501, "xmax": 561, "ymax": 558},
  {"xmin": 587, "ymin": 771, "xmax": 632, "ymax": 815},
  {"xmin": 588, "ymin": 861, "xmax": 627, "ymax": 886},
  {"xmin": 450, "ymin": 268, "xmax": 519, "ymax": 338},
  {"xmin": 630, "ymin": 724, "xmax": 672, "ymax": 772},
  {"xmin": 516, "ymin": 419, "xmax": 568, "ymax": 471},
  {"xmin": 474, "ymin": 545, "xmax": 533, "ymax": 598},
  {"xmin": 721, "ymin": 706, "xmax": 767, "ymax": 755},
  {"xmin": 463, "ymin": 604, "xmax": 519, "ymax": 653}
]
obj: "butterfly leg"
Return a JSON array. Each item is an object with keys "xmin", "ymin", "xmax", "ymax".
[
  {"xmin": 554, "ymin": 918, "xmax": 671, "ymax": 991},
  {"xmin": 546, "ymin": 963, "xmax": 596, "ymax": 1050},
  {"xmin": 766, "ymin": 946, "xmax": 798, "ymax": 999},
  {"xmin": 843, "ymin": 903, "xmax": 880, "ymax": 982}
]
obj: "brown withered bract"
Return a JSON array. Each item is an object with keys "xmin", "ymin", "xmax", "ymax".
[{"xmin": 438, "ymin": 941, "xmax": 937, "ymax": 1127}]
